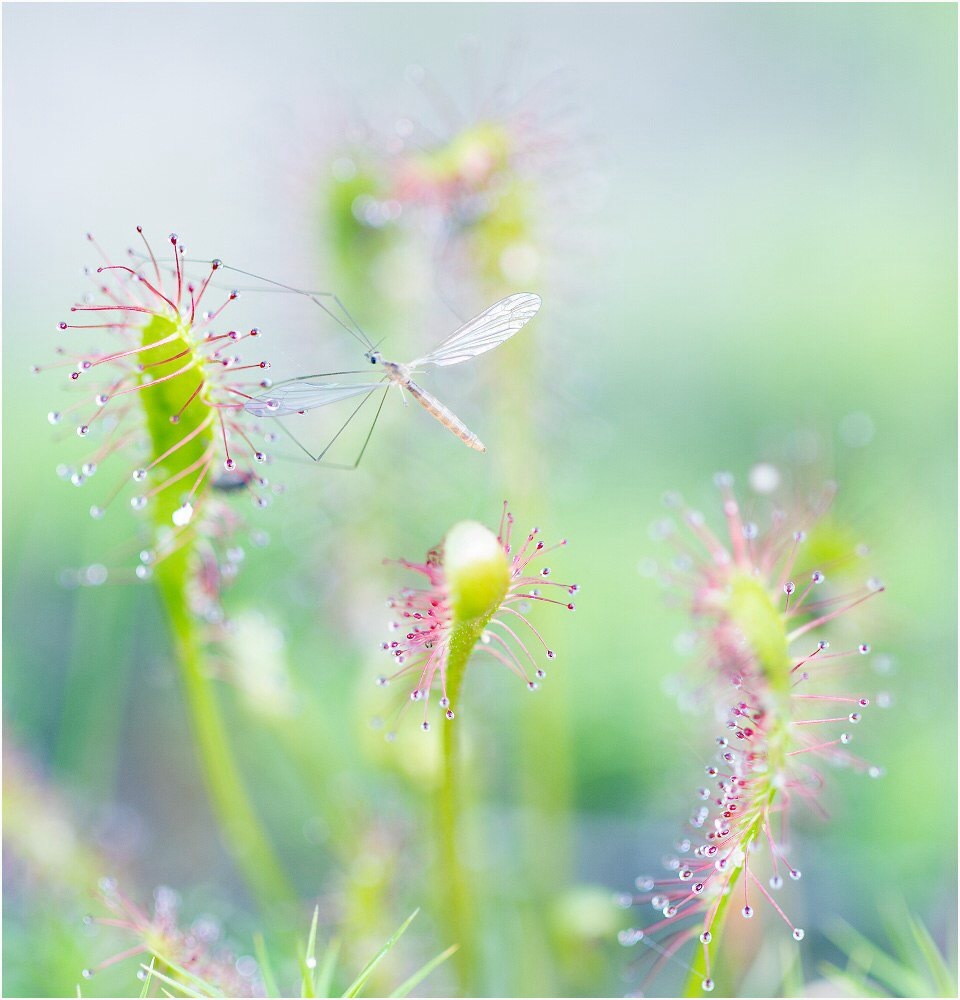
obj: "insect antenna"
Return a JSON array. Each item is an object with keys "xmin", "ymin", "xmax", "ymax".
[{"xmin": 270, "ymin": 369, "xmax": 370, "ymax": 386}]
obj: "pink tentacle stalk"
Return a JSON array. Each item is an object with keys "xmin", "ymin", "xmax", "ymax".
[{"xmin": 81, "ymin": 880, "xmax": 263, "ymax": 995}]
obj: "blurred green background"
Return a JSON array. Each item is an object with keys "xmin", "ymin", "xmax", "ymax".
[{"xmin": 3, "ymin": 3, "xmax": 956, "ymax": 997}]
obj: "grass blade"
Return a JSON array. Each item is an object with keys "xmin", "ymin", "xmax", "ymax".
[
  {"xmin": 139, "ymin": 958, "xmax": 157, "ymax": 999},
  {"xmin": 314, "ymin": 938, "xmax": 342, "ymax": 998},
  {"xmin": 907, "ymin": 913, "xmax": 957, "ymax": 998},
  {"xmin": 137, "ymin": 963, "xmax": 212, "ymax": 999},
  {"xmin": 341, "ymin": 910, "xmax": 420, "ymax": 999},
  {"xmin": 818, "ymin": 961, "xmax": 887, "ymax": 998},
  {"xmin": 778, "ymin": 938, "xmax": 805, "ymax": 999},
  {"xmin": 300, "ymin": 905, "xmax": 321, "ymax": 998},
  {"xmin": 388, "ymin": 943, "xmax": 458, "ymax": 999},
  {"xmin": 253, "ymin": 931, "xmax": 281, "ymax": 999},
  {"xmin": 827, "ymin": 919, "xmax": 927, "ymax": 997}
]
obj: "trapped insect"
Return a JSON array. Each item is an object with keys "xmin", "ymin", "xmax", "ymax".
[{"xmin": 244, "ymin": 290, "xmax": 542, "ymax": 459}]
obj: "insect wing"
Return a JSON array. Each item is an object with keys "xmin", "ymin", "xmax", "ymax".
[
  {"xmin": 245, "ymin": 381, "xmax": 382, "ymax": 417},
  {"xmin": 412, "ymin": 292, "xmax": 542, "ymax": 368}
]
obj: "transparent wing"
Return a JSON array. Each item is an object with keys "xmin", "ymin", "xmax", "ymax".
[
  {"xmin": 412, "ymin": 293, "xmax": 542, "ymax": 368},
  {"xmin": 245, "ymin": 381, "xmax": 383, "ymax": 417}
]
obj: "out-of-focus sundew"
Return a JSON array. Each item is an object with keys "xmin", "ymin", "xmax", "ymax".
[
  {"xmin": 621, "ymin": 470, "xmax": 885, "ymax": 995},
  {"xmin": 2, "ymin": 738, "xmax": 108, "ymax": 895},
  {"xmin": 319, "ymin": 55, "xmax": 598, "ymax": 353},
  {"xmin": 80, "ymin": 882, "xmax": 264, "ymax": 995}
]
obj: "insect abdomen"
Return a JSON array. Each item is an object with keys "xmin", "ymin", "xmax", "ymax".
[{"xmin": 405, "ymin": 380, "xmax": 486, "ymax": 452}]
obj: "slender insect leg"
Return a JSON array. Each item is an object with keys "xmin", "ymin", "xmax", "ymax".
[
  {"xmin": 266, "ymin": 285, "xmax": 372, "ymax": 356},
  {"xmin": 349, "ymin": 386, "xmax": 390, "ymax": 470},
  {"xmin": 215, "ymin": 264, "xmax": 373, "ymax": 350},
  {"xmin": 314, "ymin": 292, "xmax": 370, "ymax": 349},
  {"xmin": 127, "ymin": 252, "xmax": 373, "ymax": 351},
  {"xmin": 270, "ymin": 386, "xmax": 390, "ymax": 470}
]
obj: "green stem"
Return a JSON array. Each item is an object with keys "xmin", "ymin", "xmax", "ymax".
[
  {"xmin": 154, "ymin": 557, "xmax": 295, "ymax": 912},
  {"xmin": 436, "ymin": 646, "xmax": 475, "ymax": 996},
  {"xmin": 490, "ymin": 313, "xmax": 570, "ymax": 997},
  {"xmin": 430, "ymin": 520, "xmax": 510, "ymax": 995},
  {"xmin": 684, "ymin": 885, "xmax": 734, "ymax": 997},
  {"xmin": 679, "ymin": 570, "xmax": 800, "ymax": 996},
  {"xmin": 683, "ymin": 716, "xmax": 789, "ymax": 997}
]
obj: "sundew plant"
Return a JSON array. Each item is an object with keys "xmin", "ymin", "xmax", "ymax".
[
  {"xmin": 621, "ymin": 472, "xmax": 887, "ymax": 995},
  {"xmin": 41, "ymin": 229, "xmax": 292, "ymax": 912},
  {"xmin": 5, "ymin": 7, "xmax": 956, "ymax": 1000},
  {"xmin": 324, "ymin": 60, "xmax": 586, "ymax": 300},
  {"xmin": 376, "ymin": 507, "xmax": 575, "ymax": 994}
]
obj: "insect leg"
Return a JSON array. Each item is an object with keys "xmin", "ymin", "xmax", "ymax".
[
  {"xmin": 348, "ymin": 386, "xmax": 390, "ymax": 470},
  {"xmin": 215, "ymin": 264, "xmax": 373, "ymax": 351},
  {"xmin": 127, "ymin": 251, "xmax": 373, "ymax": 351},
  {"xmin": 270, "ymin": 385, "xmax": 389, "ymax": 470}
]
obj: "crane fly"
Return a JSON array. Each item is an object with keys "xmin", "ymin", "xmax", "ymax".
[
  {"xmin": 244, "ymin": 291, "xmax": 542, "ymax": 460},
  {"xmin": 124, "ymin": 250, "xmax": 541, "ymax": 464}
]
